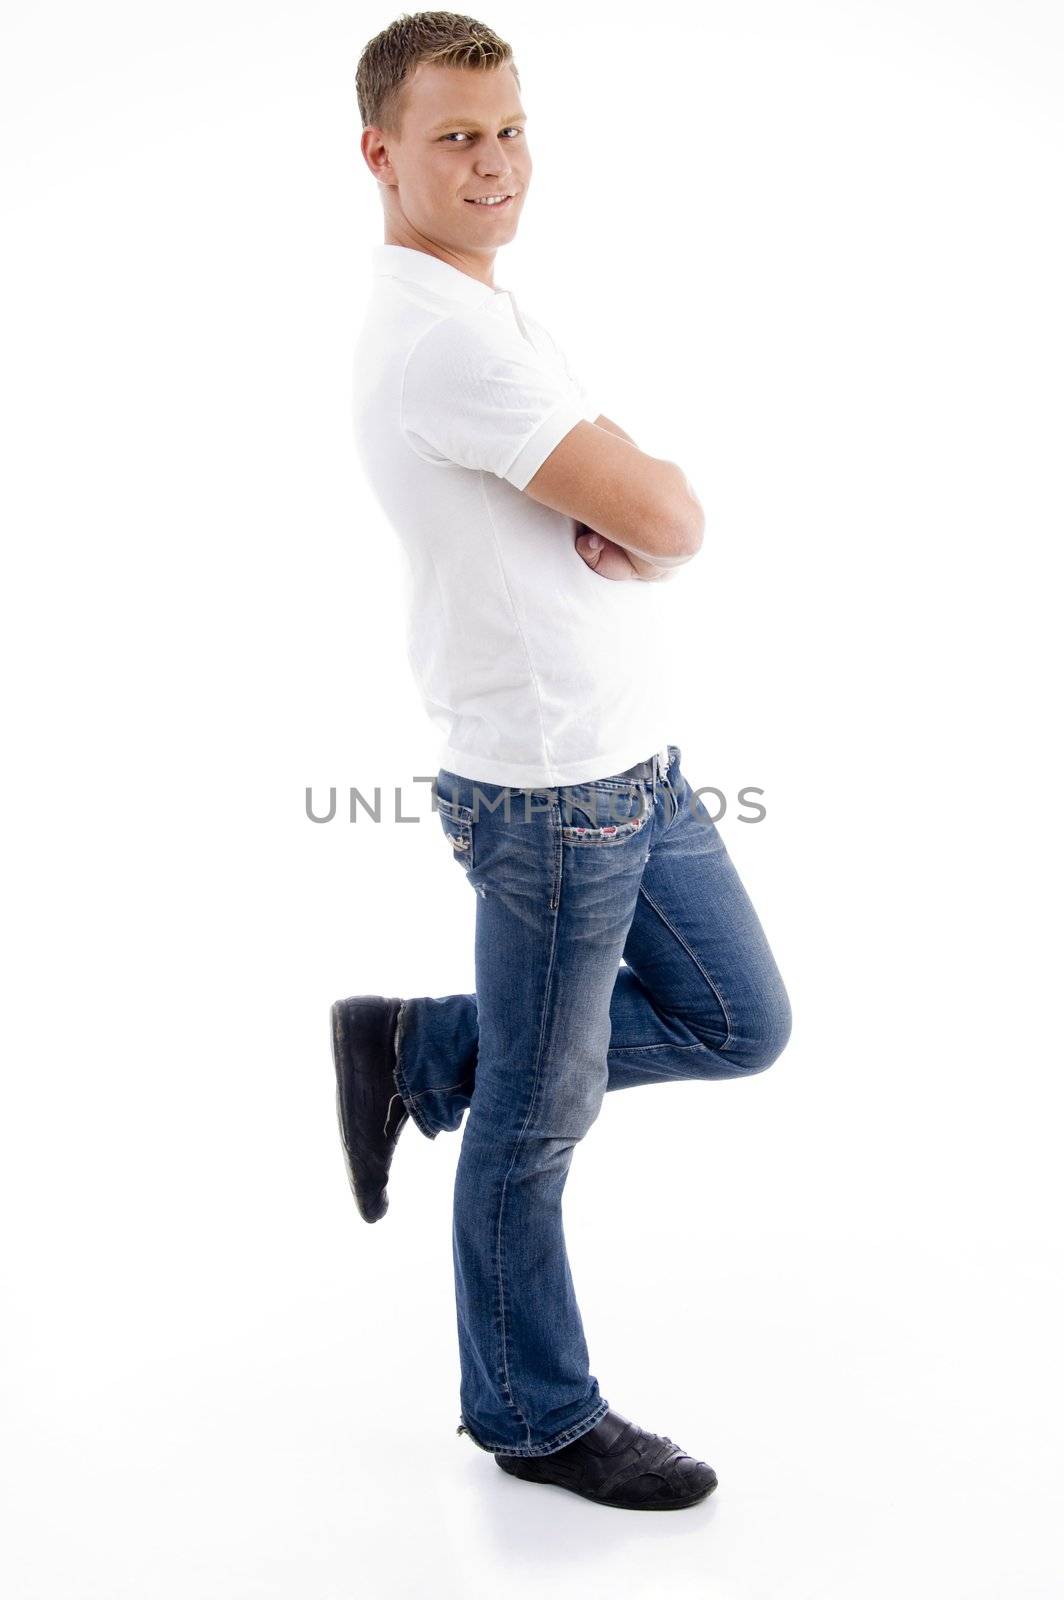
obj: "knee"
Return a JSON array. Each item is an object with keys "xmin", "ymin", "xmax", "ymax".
[{"xmin": 730, "ymin": 985, "xmax": 792, "ymax": 1075}]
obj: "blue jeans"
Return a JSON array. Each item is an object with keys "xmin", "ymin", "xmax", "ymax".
[{"xmin": 392, "ymin": 745, "xmax": 791, "ymax": 1457}]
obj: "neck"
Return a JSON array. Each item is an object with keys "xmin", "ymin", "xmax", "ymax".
[{"xmin": 382, "ymin": 224, "xmax": 496, "ymax": 290}]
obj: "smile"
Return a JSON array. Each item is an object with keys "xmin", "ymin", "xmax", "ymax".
[{"xmin": 465, "ymin": 193, "xmax": 514, "ymax": 207}]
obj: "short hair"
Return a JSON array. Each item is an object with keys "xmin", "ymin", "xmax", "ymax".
[{"xmin": 356, "ymin": 10, "xmax": 518, "ymax": 137}]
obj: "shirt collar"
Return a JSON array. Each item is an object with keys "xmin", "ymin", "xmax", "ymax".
[{"xmin": 370, "ymin": 242, "xmax": 505, "ymax": 308}]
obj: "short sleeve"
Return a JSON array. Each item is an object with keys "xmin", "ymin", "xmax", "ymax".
[
  {"xmin": 400, "ymin": 311, "xmax": 588, "ymax": 491},
  {"xmin": 571, "ymin": 372, "xmax": 601, "ymax": 426},
  {"xmin": 536, "ymin": 324, "xmax": 601, "ymax": 425}
]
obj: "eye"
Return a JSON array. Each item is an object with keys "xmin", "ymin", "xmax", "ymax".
[{"xmin": 441, "ymin": 126, "xmax": 525, "ymax": 143}]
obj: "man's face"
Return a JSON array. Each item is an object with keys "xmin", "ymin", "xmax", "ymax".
[{"xmin": 375, "ymin": 63, "xmax": 531, "ymax": 255}]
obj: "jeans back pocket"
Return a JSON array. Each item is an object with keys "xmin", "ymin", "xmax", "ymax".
[{"xmin": 436, "ymin": 793, "xmax": 476, "ymax": 871}]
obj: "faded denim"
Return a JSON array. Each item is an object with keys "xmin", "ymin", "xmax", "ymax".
[{"xmin": 392, "ymin": 745, "xmax": 791, "ymax": 1457}]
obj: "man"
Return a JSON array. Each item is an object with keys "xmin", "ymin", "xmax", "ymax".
[{"xmin": 333, "ymin": 12, "xmax": 792, "ymax": 1512}]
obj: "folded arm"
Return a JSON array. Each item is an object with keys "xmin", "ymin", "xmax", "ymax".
[
  {"xmin": 398, "ymin": 316, "xmax": 703, "ymax": 582},
  {"xmin": 522, "ymin": 413, "xmax": 705, "ymax": 583},
  {"xmin": 576, "ymin": 415, "xmax": 684, "ymax": 580}
]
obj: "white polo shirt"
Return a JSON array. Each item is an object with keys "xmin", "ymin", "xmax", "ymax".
[{"xmin": 352, "ymin": 242, "xmax": 672, "ymax": 788}]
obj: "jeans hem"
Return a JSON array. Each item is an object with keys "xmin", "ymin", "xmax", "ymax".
[
  {"xmin": 456, "ymin": 1396, "xmax": 610, "ymax": 1458},
  {"xmin": 392, "ymin": 999, "xmax": 439, "ymax": 1141}
]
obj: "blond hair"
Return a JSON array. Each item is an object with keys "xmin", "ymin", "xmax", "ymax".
[{"xmin": 356, "ymin": 10, "xmax": 518, "ymax": 136}]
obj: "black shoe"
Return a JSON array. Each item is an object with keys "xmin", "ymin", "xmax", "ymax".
[
  {"xmin": 494, "ymin": 1408, "xmax": 718, "ymax": 1510},
  {"xmin": 330, "ymin": 995, "xmax": 410, "ymax": 1223}
]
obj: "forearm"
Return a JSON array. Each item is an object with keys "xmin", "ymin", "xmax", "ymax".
[{"xmin": 589, "ymin": 415, "xmax": 701, "ymax": 574}]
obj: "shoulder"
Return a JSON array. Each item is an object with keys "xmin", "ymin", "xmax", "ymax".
[{"xmin": 404, "ymin": 297, "xmax": 549, "ymax": 385}]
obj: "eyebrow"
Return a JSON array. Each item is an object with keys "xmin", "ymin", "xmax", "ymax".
[{"xmin": 427, "ymin": 112, "xmax": 527, "ymax": 134}]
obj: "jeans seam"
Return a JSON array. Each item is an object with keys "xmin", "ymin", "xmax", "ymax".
[
  {"xmin": 608, "ymin": 1042, "xmax": 705, "ymax": 1052},
  {"xmin": 492, "ymin": 874, "xmax": 562, "ymax": 1445},
  {"xmin": 459, "ymin": 1395, "xmax": 610, "ymax": 1457},
  {"xmin": 637, "ymin": 884, "xmax": 734, "ymax": 1050}
]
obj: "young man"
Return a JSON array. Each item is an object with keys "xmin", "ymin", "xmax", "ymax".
[{"xmin": 333, "ymin": 12, "xmax": 792, "ymax": 1512}]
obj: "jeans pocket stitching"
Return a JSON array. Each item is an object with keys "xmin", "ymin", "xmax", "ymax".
[
  {"xmin": 558, "ymin": 795, "xmax": 650, "ymax": 845},
  {"xmin": 437, "ymin": 799, "xmax": 475, "ymax": 869}
]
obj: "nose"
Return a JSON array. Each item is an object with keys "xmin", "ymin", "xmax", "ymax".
[{"xmin": 473, "ymin": 137, "xmax": 514, "ymax": 179}]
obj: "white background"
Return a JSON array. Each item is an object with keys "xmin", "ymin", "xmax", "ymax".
[{"xmin": 2, "ymin": 2, "xmax": 1061, "ymax": 1596}]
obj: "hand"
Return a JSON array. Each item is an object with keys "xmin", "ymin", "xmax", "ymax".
[
  {"xmin": 574, "ymin": 526, "xmax": 639, "ymax": 580},
  {"xmin": 574, "ymin": 524, "xmax": 674, "ymax": 582}
]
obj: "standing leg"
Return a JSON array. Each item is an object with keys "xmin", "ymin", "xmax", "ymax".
[{"xmin": 441, "ymin": 770, "xmax": 653, "ymax": 1456}]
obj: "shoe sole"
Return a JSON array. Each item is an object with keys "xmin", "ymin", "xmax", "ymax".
[
  {"xmin": 331, "ymin": 999, "xmax": 388, "ymax": 1223},
  {"xmin": 495, "ymin": 1453, "xmax": 718, "ymax": 1510}
]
